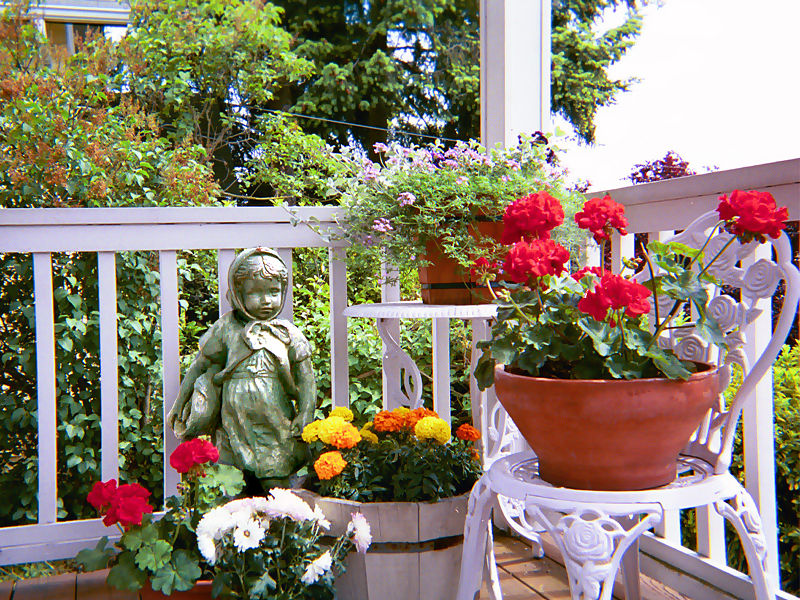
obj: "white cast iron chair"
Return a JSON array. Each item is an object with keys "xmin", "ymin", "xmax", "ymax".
[{"xmin": 457, "ymin": 210, "xmax": 800, "ymax": 600}]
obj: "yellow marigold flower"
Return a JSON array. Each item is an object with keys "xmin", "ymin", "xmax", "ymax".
[
  {"xmin": 391, "ymin": 407, "xmax": 411, "ymax": 418},
  {"xmin": 314, "ymin": 451, "xmax": 347, "ymax": 480},
  {"xmin": 317, "ymin": 416, "xmax": 347, "ymax": 445},
  {"xmin": 405, "ymin": 407, "xmax": 438, "ymax": 430},
  {"xmin": 359, "ymin": 427, "xmax": 379, "ymax": 444},
  {"xmin": 329, "ymin": 406, "xmax": 354, "ymax": 422},
  {"xmin": 414, "ymin": 416, "xmax": 451, "ymax": 444},
  {"xmin": 302, "ymin": 420, "xmax": 323, "ymax": 443}
]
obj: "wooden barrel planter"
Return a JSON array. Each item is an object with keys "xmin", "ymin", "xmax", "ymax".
[{"xmin": 302, "ymin": 492, "xmax": 469, "ymax": 600}]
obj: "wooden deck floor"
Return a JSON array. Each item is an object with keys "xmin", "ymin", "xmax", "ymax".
[{"xmin": 0, "ymin": 534, "xmax": 692, "ymax": 600}]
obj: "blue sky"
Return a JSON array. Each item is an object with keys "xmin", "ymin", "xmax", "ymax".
[{"xmin": 556, "ymin": 0, "xmax": 800, "ymax": 190}]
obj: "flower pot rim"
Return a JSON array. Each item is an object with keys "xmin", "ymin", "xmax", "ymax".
[{"xmin": 495, "ymin": 361, "xmax": 718, "ymax": 385}]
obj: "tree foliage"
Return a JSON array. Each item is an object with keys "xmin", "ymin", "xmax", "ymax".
[
  {"xmin": 273, "ymin": 0, "xmax": 644, "ymax": 151},
  {"xmin": 627, "ymin": 150, "xmax": 696, "ymax": 184}
]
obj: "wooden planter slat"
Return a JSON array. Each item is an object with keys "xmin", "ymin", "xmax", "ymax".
[
  {"xmin": 12, "ymin": 572, "xmax": 76, "ymax": 600},
  {"xmin": 76, "ymin": 569, "xmax": 137, "ymax": 600}
]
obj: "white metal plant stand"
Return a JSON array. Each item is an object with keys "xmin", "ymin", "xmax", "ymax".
[
  {"xmin": 342, "ymin": 301, "xmax": 497, "ymax": 423},
  {"xmin": 456, "ymin": 210, "xmax": 800, "ymax": 600}
]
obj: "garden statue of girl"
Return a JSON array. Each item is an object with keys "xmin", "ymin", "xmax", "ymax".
[{"xmin": 167, "ymin": 247, "xmax": 317, "ymax": 488}]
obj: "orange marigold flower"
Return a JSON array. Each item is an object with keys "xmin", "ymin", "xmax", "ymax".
[
  {"xmin": 373, "ymin": 411, "xmax": 405, "ymax": 432},
  {"xmin": 404, "ymin": 408, "xmax": 438, "ymax": 430},
  {"xmin": 328, "ymin": 423, "xmax": 361, "ymax": 449},
  {"xmin": 314, "ymin": 451, "xmax": 347, "ymax": 480},
  {"xmin": 455, "ymin": 423, "xmax": 481, "ymax": 442}
]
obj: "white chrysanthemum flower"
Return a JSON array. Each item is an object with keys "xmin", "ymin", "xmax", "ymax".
[
  {"xmin": 264, "ymin": 488, "xmax": 316, "ymax": 522},
  {"xmin": 313, "ymin": 505, "xmax": 331, "ymax": 531},
  {"xmin": 198, "ymin": 506, "xmax": 236, "ymax": 541},
  {"xmin": 232, "ymin": 518, "xmax": 266, "ymax": 552},
  {"xmin": 347, "ymin": 512, "xmax": 372, "ymax": 553},
  {"xmin": 197, "ymin": 532, "xmax": 217, "ymax": 565},
  {"xmin": 301, "ymin": 550, "xmax": 332, "ymax": 585}
]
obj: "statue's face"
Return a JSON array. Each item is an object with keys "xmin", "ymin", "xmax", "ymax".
[{"xmin": 241, "ymin": 276, "xmax": 283, "ymax": 320}]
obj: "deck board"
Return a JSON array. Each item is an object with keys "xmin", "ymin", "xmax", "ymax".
[{"xmin": 2, "ymin": 535, "xmax": 698, "ymax": 600}]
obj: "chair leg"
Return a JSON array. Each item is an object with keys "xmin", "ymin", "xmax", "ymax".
[
  {"xmin": 619, "ymin": 522, "xmax": 641, "ymax": 600},
  {"xmin": 457, "ymin": 475, "xmax": 497, "ymax": 600},
  {"xmin": 484, "ymin": 524, "xmax": 503, "ymax": 600},
  {"xmin": 714, "ymin": 490, "xmax": 775, "ymax": 600}
]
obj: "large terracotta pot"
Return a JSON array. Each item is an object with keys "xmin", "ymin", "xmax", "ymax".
[
  {"xmin": 301, "ymin": 492, "xmax": 468, "ymax": 600},
  {"xmin": 493, "ymin": 364, "xmax": 720, "ymax": 490},
  {"xmin": 140, "ymin": 580, "xmax": 213, "ymax": 599},
  {"xmin": 418, "ymin": 220, "xmax": 503, "ymax": 305}
]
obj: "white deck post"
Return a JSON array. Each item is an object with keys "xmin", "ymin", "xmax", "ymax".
[
  {"xmin": 480, "ymin": 0, "xmax": 551, "ymax": 148},
  {"xmin": 742, "ymin": 244, "xmax": 780, "ymax": 586},
  {"xmin": 329, "ymin": 247, "xmax": 349, "ymax": 408},
  {"xmin": 160, "ymin": 250, "xmax": 181, "ymax": 502},
  {"xmin": 97, "ymin": 251, "xmax": 120, "ymax": 483}
]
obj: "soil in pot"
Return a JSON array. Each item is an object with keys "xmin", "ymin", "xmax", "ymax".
[{"xmin": 493, "ymin": 364, "xmax": 720, "ymax": 490}]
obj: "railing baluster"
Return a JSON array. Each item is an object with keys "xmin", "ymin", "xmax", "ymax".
[
  {"xmin": 217, "ymin": 249, "xmax": 236, "ymax": 318},
  {"xmin": 329, "ymin": 247, "xmax": 348, "ymax": 408},
  {"xmin": 33, "ymin": 252, "xmax": 58, "ymax": 524},
  {"xmin": 97, "ymin": 252, "xmax": 120, "ymax": 483},
  {"xmin": 159, "ymin": 250, "xmax": 181, "ymax": 502},
  {"xmin": 276, "ymin": 248, "xmax": 293, "ymax": 322}
]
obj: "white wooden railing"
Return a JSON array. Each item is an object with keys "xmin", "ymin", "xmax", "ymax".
[
  {"xmin": 0, "ymin": 206, "xmax": 349, "ymax": 565},
  {"xmin": 597, "ymin": 158, "xmax": 800, "ymax": 600},
  {"xmin": 0, "ymin": 159, "xmax": 797, "ymax": 598}
]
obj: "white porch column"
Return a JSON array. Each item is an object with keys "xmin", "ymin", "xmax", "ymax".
[{"xmin": 480, "ymin": 0, "xmax": 552, "ymax": 148}]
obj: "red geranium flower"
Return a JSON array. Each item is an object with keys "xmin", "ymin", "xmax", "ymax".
[
  {"xmin": 716, "ymin": 189, "xmax": 788, "ymax": 243},
  {"xmin": 571, "ymin": 266, "xmax": 603, "ymax": 281},
  {"xmin": 574, "ymin": 195, "xmax": 628, "ymax": 243},
  {"xmin": 501, "ymin": 191, "xmax": 565, "ymax": 244},
  {"xmin": 578, "ymin": 273, "xmax": 651, "ymax": 323},
  {"xmin": 503, "ymin": 239, "xmax": 570, "ymax": 284},
  {"xmin": 169, "ymin": 438, "xmax": 220, "ymax": 474},
  {"xmin": 87, "ymin": 479, "xmax": 118, "ymax": 512},
  {"xmin": 105, "ymin": 483, "xmax": 153, "ymax": 529}
]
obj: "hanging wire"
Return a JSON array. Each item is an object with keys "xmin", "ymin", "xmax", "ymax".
[{"xmin": 263, "ymin": 109, "xmax": 466, "ymax": 144}]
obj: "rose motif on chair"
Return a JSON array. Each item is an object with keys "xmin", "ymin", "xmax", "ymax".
[
  {"xmin": 707, "ymin": 295, "xmax": 742, "ymax": 332},
  {"xmin": 562, "ymin": 519, "xmax": 614, "ymax": 564},
  {"xmin": 674, "ymin": 335, "xmax": 708, "ymax": 363},
  {"xmin": 743, "ymin": 259, "xmax": 779, "ymax": 300}
]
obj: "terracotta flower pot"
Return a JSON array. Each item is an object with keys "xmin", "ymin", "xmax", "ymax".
[
  {"xmin": 493, "ymin": 364, "xmax": 720, "ymax": 490},
  {"xmin": 140, "ymin": 580, "xmax": 213, "ymax": 600},
  {"xmin": 418, "ymin": 220, "xmax": 504, "ymax": 305}
]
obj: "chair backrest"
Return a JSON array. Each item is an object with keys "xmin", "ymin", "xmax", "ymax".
[{"xmin": 644, "ymin": 210, "xmax": 799, "ymax": 473}]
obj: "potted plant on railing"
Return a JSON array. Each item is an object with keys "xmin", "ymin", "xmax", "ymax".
[
  {"xmin": 338, "ymin": 136, "xmax": 585, "ymax": 304},
  {"xmin": 299, "ymin": 406, "xmax": 482, "ymax": 600},
  {"xmin": 76, "ymin": 438, "xmax": 371, "ymax": 599},
  {"xmin": 472, "ymin": 189, "xmax": 790, "ymax": 490}
]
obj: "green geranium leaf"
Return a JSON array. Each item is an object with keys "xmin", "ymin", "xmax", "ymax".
[
  {"xmin": 577, "ymin": 317, "xmax": 618, "ymax": 357},
  {"xmin": 135, "ymin": 539, "xmax": 172, "ymax": 572},
  {"xmin": 150, "ymin": 550, "xmax": 202, "ymax": 594},
  {"xmin": 121, "ymin": 521, "xmax": 158, "ymax": 551},
  {"xmin": 695, "ymin": 315, "xmax": 726, "ymax": 348},
  {"xmin": 107, "ymin": 552, "xmax": 147, "ymax": 591},
  {"xmin": 75, "ymin": 536, "xmax": 113, "ymax": 571},
  {"xmin": 473, "ymin": 352, "xmax": 496, "ymax": 390},
  {"xmin": 648, "ymin": 350, "xmax": 694, "ymax": 380},
  {"xmin": 203, "ymin": 463, "xmax": 245, "ymax": 497}
]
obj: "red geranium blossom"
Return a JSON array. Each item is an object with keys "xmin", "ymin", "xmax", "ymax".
[
  {"xmin": 716, "ymin": 189, "xmax": 788, "ymax": 243},
  {"xmin": 571, "ymin": 266, "xmax": 603, "ymax": 281},
  {"xmin": 501, "ymin": 191, "xmax": 564, "ymax": 244},
  {"xmin": 169, "ymin": 438, "xmax": 220, "ymax": 474},
  {"xmin": 87, "ymin": 479, "xmax": 118, "ymax": 512},
  {"xmin": 88, "ymin": 480, "xmax": 153, "ymax": 529},
  {"xmin": 574, "ymin": 195, "xmax": 628, "ymax": 243},
  {"xmin": 578, "ymin": 273, "xmax": 651, "ymax": 323},
  {"xmin": 105, "ymin": 483, "xmax": 153, "ymax": 529},
  {"xmin": 503, "ymin": 239, "xmax": 570, "ymax": 284}
]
